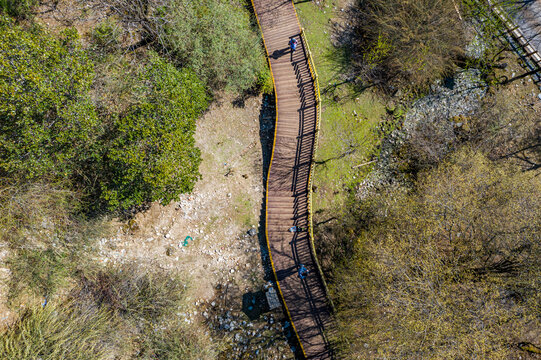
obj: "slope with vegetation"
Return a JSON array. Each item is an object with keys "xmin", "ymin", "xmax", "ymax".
[
  {"xmin": 298, "ymin": 0, "xmax": 540, "ymax": 359},
  {"xmin": 0, "ymin": 0, "xmax": 277, "ymax": 358}
]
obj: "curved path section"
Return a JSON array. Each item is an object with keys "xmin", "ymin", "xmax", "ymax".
[{"xmin": 251, "ymin": 1, "xmax": 333, "ymax": 358}]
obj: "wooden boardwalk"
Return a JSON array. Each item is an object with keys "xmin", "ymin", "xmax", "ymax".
[{"xmin": 251, "ymin": 1, "xmax": 334, "ymax": 359}]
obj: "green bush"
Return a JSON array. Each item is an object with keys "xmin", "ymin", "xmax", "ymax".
[
  {"xmin": 91, "ymin": 18, "xmax": 122, "ymax": 50},
  {"xmin": 257, "ymin": 67, "xmax": 274, "ymax": 95},
  {"xmin": 0, "ymin": 0, "xmax": 38, "ymax": 18},
  {"xmin": 98, "ymin": 52, "xmax": 208, "ymax": 211},
  {"xmin": 0, "ymin": 16, "xmax": 100, "ymax": 180},
  {"xmin": 156, "ymin": 0, "xmax": 266, "ymax": 92},
  {"xmin": 0, "ymin": 18, "xmax": 208, "ymax": 212}
]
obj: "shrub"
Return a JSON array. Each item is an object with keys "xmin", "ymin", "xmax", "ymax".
[
  {"xmin": 0, "ymin": 0, "xmax": 38, "ymax": 18},
  {"xmin": 75, "ymin": 264, "xmax": 187, "ymax": 322},
  {"xmin": 257, "ymin": 67, "xmax": 274, "ymax": 95},
  {"xmin": 71, "ymin": 264, "xmax": 219, "ymax": 359},
  {"xmin": 469, "ymin": 91, "xmax": 541, "ymax": 171},
  {"xmin": 91, "ymin": 18, "xmax": 122, "ymax": 50},
  {"xmin": 0, "ymin": 18, "xmax": 208, "ymax": 212},
  {"xmin": 155, "ymin": 0, "xmax": 267, "ymax": 92},
  {"xmin": 97, "ymin": 52, "xmax": 208, "ymax": 211},
  {"xmin": 333, "ymin": 149, "xmax": 541, "ymax": 359},
  {"xmin": 349, "ymin": 0, "xmax": 465, "ymax": 92},
  {"xmin": 0, "ymin": 17, "xmax": 99, "ymax": 180}
]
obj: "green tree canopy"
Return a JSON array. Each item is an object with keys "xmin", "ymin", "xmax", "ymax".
[
  {"xmin": 99, "ymin": 53, "xmax": 208, "ymax": 210},
  {"xmin": 0, "ymin": 16, "xmax": 100, "ymax": 180},
  {"xmin": 156, "ymin": 0, "xmax": 266, "ymax": 92},
  {"xmin": 0, "ymin": 18, "xmax": 208, "ymax": 212}
]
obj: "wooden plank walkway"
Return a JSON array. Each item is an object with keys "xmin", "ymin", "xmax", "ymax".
[{"xmin": 251, "ymin": 1, "xmax": 334, "ymax": 359}]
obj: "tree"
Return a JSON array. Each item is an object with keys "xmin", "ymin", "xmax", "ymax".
[
  {"xmin": 0, "ymin": 16, "xmax": 100, "ymax": 180},
  {"xmin": 333, "ymin": 148, "xmax": 541, "ymax": 359},
  {"xmin": 154, "ymin": 0, "xmax": 266, "ymax": 92},
  {"xmin": 97, "ymin": 53, "xmax": 208, "ymax": 210},
  {"xmin": 90, "ymin": 0, "xmax": 267, "ymax": 93},
  {"xmin": 0, "ymin": 16, "xmax": 209, "ymax": 211},
  {"xmin": 348, "ymin": 0, "xmax": 465, "ymax": 92}
]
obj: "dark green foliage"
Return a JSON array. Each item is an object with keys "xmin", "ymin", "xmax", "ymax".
[
  {"xmin": 156, "ymin": 0, "xmax": 267, "ymax": 92},
  {"xmin": 0, "ymin": 0, "xmax": 38, "ymax": 18},
  {"xmin": 0, "ymin": 16, "xmax": 100, "ymax": 180},
  {"xmin": 0, "ymin": 18, "xmax": 208, "ymax": 211},
  {"xmin": 98, "ymin": 53, "xmax": 207, "ymax": 210}
]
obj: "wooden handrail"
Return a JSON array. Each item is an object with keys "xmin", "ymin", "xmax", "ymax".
[{"xmin": 299, "ymin": 27, "xmax": 336, "ymax": 313}]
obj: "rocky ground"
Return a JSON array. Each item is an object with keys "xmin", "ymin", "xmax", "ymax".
[
  {"xmin": 359, "ymin": 57, "xmax": 541, "ymax": 199},
  {"xmin": 97, "ymin": 93, "xmax": 296, "ymax": 359}
]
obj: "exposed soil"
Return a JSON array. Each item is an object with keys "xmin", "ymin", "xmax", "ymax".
[{"xmin": 96, "ymin": 93, "xmax": 294, "ymax": 359}]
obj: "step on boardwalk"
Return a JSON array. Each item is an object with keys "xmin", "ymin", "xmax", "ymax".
[{"xmin": 251, "ymin": 1, "xmax": 334, "ymax": 359}]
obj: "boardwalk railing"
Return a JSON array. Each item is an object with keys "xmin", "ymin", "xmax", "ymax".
[
  {"xmin": 249, "ymin": 2, "xmax": 307, "ymax": 355},
  {"xmin": 251, "ymin": 0, "xmax": 335, "ymax": 357},
  {"xmin": 468, "ymin": 0, "xmax": 541, "ymax": 86},
  {"xmin": 299, "ymin": 28, "xmax": 336, "ymax": 313}
]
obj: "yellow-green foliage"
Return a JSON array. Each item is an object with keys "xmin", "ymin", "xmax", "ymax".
[
  {"xmin": 0, "ymin": 304, "xmax": 115, "ymax": 360},
  {"xmin": 333, "ymin": 149, "xmax": 541, "ymax": 359}
]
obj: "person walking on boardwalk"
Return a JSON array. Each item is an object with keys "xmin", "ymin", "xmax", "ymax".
[
  {"xmin": 289, "ymin": 37, "xmax": 298, "ymax": 51},
  {"xmin": 298, "ymin": 264, "xmax": 309, "ymax": 279},
  {"xmin": 288, "ymin": 225, "xmax": 305, "ymax": 233}
]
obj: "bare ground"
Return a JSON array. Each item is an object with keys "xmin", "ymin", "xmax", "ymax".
[{"xmin": 97, "ymin": 93, "xmax": 295, "ymax": 359}]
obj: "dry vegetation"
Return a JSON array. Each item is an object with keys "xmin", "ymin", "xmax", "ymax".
[
  {"xmin": 332, "ymin": 149, "xmax": 540, "ymax": 359},
  {"xmin": 345, "ymin": 0, "xmax": 465, "ymax": 92},
  {"xmin": 318, "ymin": 0, "xmax": 541, "ymax": 358}
]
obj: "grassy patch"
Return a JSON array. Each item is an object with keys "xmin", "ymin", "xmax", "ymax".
[
  {"xmin": 234, "ymin": 196, "xmax": 256, "ymax": 228},
  {"xmin": 0, "ymin": 304, "xmax": 115, "ymax": 360},
  {"xmin": 294, "ymin": 1, "xmax": 386, "ymax": 211}
]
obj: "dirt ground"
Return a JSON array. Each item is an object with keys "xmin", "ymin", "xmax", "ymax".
[
  {"xmin": 0, "ymin": 2, "xmax": 296, "ymax": 357},
  {"xmin": 97, "ymin": 93, "xmax": 295, "ymax": 359},
  {"xmin": 102, "ymin": 94, "xmax": 268, "ymax": 299}
]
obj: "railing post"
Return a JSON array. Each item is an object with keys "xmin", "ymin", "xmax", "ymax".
[{"xmin": 299, "ymin": 26, "xmax": 335, "ymax": 313}]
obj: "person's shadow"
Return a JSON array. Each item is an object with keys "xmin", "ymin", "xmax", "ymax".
[
  {"xmin": 271, "ymin": 47, "xmax": 290, "ymax": 59},
  {"xmin": 275, "ymin": 265, "xmax": 297, "ymax": 281}
]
